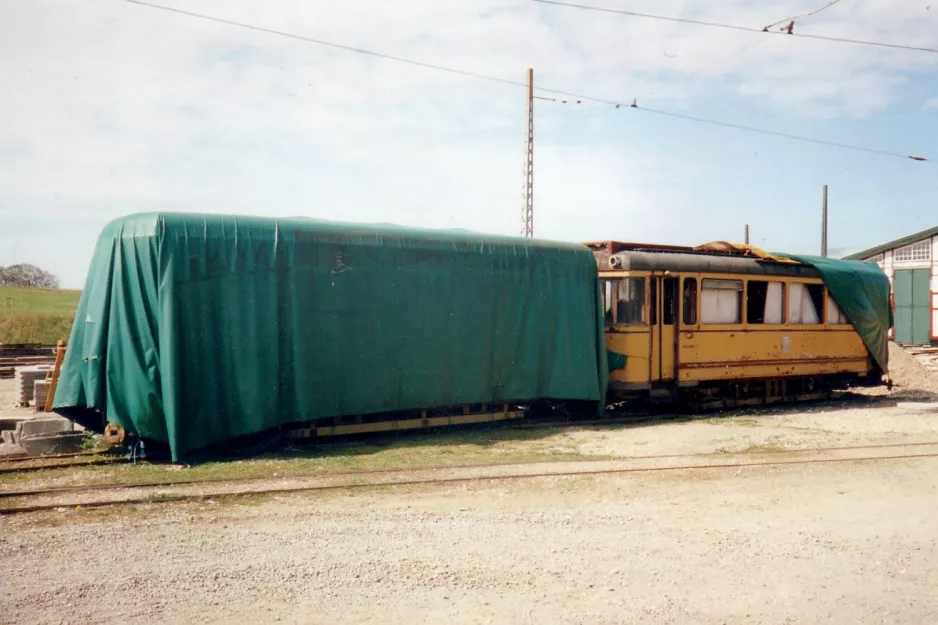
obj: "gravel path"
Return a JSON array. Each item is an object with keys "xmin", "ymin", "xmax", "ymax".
[
  {"xmin": 4, "ymin": 362, "xmax": 938, "ymax": 624},
  {"xmin": 2, "ymin": 456, "xmax": 937, "ymax": 625},
  {"xmin": 4, "ymin": 398, "xmax": 938, "ymax": 624}
]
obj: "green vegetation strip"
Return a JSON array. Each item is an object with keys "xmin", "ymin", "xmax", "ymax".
[
  {"xmin": 0, "ymin": 427, "xmax": 589, "ymax": 490},
  {"xmin": 0, "ymin": 286, "xmax": 80, "ymax": 343}
]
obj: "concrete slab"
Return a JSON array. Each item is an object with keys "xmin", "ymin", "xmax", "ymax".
[
  {"xmin": 0, "ymin": 416, "xmax": 30, "ymax": 431},
  {"xmin": 0, "ymin": 442, "xmax": 28, "ymax": 458},
  {"xmin": 14, "ymin": 417, "xmax": 74, "ymax": 440},
  {"xmin": 19, "ymin": 433, "xmax": 87, "ymax": 456}
]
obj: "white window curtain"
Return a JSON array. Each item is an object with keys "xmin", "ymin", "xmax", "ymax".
[
  {"xmin": 701, "ymin": 280, "xmax": 742, "ymax": 324},
  {"xmin": 764, "ymin": 282, "xmax": 784, "ymax": 324},
  {"xmin": 789, "ymin": 284, "xmax": 820, "ymax": 324},
  {"xmin": 826, "ymin": 296, "xmax": 848, "ymax": 325}
]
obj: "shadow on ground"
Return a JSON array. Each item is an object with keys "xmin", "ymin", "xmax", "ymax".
[{"xmin": 170, "ymin": 390, "xmax": 936, "ymax": 467}]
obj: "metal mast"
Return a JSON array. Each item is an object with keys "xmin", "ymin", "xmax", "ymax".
[
  {"xmin": 821, "ymin": 184, "xmax": 829, "ymax": 257},
  {"xmin": 521, "ymin": 68, "xmax": 534, "ymax": 238}
]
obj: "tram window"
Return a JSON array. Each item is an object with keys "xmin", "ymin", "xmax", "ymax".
[
  {"xmin": 747, "ymin": 281, "xmax": 784, "ymax": 324},
  {"xmin": 615, "ymin": 278, "xmax": 646, "ymax": 325},
  {"xmin": 663, "ymin": 278, "xmax": 677, "ymax": 325},
  {"xmin": 601, "ymin": 280, "xmax": 614, "ymax": 324},
  {"xmin": 682, "ymin": 278, "xmax": 697, "ymax": 325},
  {"xmin": 789, "ymin": 283, "xmax": 824, "ymax": 324},
  {"xmin": 649, "ymin": 279, "xmax": 657, "ymax": 325},
  {"xmin": 826, "ymin": 294, "xmax": 849, "ymax": 325},
  {"xmin": 701, "ymin": 279, "xmax": 742, "ymax": 324}
]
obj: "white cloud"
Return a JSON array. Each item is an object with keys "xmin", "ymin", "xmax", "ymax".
[{"xmin": 1, "ymin": 0, "xmax": 937, "ymax": 286}]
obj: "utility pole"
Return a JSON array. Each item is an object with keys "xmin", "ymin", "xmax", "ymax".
[
  {"xmin": 821, "ymin": 184, "xmax": 828, "ymax": 257},
  {"xmin": 744, "ymin": 224, "xmax": 750, "ymax": 245},
  {"xmin": 521, "ymin": 68, "xmax": 534, "ymax": 238}
]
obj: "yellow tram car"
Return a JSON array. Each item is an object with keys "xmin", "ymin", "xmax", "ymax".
[{"xmin": 588, "ymin": 241, "xmax": 885, "ymax": 406}]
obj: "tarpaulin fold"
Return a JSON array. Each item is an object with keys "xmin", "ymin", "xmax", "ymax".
[{"xmin": 776, "ymin": 253, "xmax": 892, "ymax": 374}]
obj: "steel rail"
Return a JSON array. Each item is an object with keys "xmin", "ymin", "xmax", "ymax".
[{"xmin": 3, "ymin": 450, "xmax": 937, "ymax": 516}]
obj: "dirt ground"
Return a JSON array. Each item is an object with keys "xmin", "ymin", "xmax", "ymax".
[
  {"xmin": 2, "ymin": 397, "xmax": 938, "ymax": 624},
  {"xmin": 3, "ymin": 346, "xmax": 938, "ymax": 624},
  {"xmin": 0, "ymin": 377, "xmax": 34, "ymax": 417}
]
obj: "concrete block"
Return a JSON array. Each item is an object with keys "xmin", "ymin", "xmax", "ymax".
[
  {"xmin": 1, "ymin": 429, "xmax": 15, "ymax": 445},
  {"xmin": 19, "ymin": 433, "xmax": 87, "ymax": 456},
  {"xmin": 33, "ymin": 380, "xmax": 51, "ymax": 409},
  {"xmin": 0, "ymin": 416, "xmax": 29, "ymax": 431},
  {"xmin": 14, "ymin": 417, "xmax": 74, "ymax": 440},
  {"xmin": 0, "ymin": 443, "xmax": 28, "ymax": 458},
  {"xmin": 15, "ymin": 365, "xmax": 52, "ymax": 405}
]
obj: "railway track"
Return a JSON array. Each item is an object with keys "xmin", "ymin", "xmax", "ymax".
[
  {"xmin": 0, "ymin": 452, "xmax": 133, "ymax": 475},
  {"xmin": 0, "ymin": 391, "xmax": 890, "ymax": 477},
  {"xmin": 3, "ymin": 440, "xmax": 937, "ymax": 517}
]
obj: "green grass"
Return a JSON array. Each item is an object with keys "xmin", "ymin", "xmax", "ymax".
[
  {"xmin": 0, "ymin": 286, "xmax": 81, "ymax": 316},
  {"xmin": 0, "ymin": 315, "xmax": 74, "ymax": 344},
  {"xmin": 0, "ymin": 426, "xmax": 600, "ymax": 491},
  {"xmin": 0, "ymin": 285, "xmax": 80, "ymax": 344}
]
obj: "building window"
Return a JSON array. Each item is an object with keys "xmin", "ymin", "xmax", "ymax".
[
  {"xmin": 701, "ymin": 279, "xmax": 742, "ymax": 324},
  {"xmin": 893, "ymin": 240, "xmax": 931, "ymax": 262},
  {"xmin": 682, "ymin": 278, "xmax": 697, "ymax": 325},
  {"xmin": 747, "ymin": 281, "xmax": 785, "ymax": 324},
  {"xmin": 867, "ymin": 253, "xmax": 884, "ymax": 264},
  {"xmin": 789, "ymin": 283, "xmax": 824, "ymax": 324},
  {"xmin": 826, "ymin": 294, "xmax": 849, "ymax": 325}
]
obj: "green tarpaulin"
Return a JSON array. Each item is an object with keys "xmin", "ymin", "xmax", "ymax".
[
  {"xmin": 777, "ymin": 253, "xmax": 892, "ymax": 374},
  {"xmin": 53, "ymin": 213, "xmax": 609, "ymax": 460}
]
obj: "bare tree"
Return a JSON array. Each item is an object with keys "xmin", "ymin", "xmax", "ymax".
[{"xmin": 0, "ymin": 264, "xmax": 60, "ymax": 289}]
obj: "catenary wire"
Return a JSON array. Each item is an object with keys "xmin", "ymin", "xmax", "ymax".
[
  {"xmin": 532, "ymin": 0, "xmax": 938, "ymax": 55},
  {"xmin": 763, "ymin": 0, "xmax": 844, "ymax": 32},
  {"xmin": 124, "ymin": 0, "xmax": 929, "ymax": 162}
]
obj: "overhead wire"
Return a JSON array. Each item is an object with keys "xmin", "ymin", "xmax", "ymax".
[
  {"xmin": 124, "ymin": 0, "xmax": 528, "ymax": 89},
  {"xmin": 763, "ymin": 0, "xmax": 844, "ymax": 32},
  {"xmin": 124, "ymin": 0, "xmax": 930, "ymax": 163},
  {"xmin": 532, "ymin": 0, "xmax": 938, "ymax": 55}
]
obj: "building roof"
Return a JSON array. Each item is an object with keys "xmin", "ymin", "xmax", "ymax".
[{"xmin": 845, "ymin": 224, "xmax": 938, "ymax": 260}]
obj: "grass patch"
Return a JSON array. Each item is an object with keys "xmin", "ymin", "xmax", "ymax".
[
  {"xmin": 700, "ymin": 417, "xmax": 764, "ymax": 428},
  {"xmin": 737, "ymin": 442, "xmax": 788, "ymax": 454},
  {"xmin": 0, "ymin": 285, "xmax": 81, "ymax": 316},
  {"xmin": 0, "ymin": 425, "xmax": 602, "ymax": 492},
  {"xmin": 0, "ymin": 285, "xmax": 80, "ymax": 343},
  {"xmin": 0, "ymin": 314, "xmax": 74, "ymax": 344}
]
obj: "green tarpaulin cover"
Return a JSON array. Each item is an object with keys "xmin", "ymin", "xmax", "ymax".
[
  {"xmin": 53, "ymin": 213, "xmax": 608, "ymax": 460},
  {"xmin": 777, "ymin": 253, "xmax": 892, "ymax": 375}
]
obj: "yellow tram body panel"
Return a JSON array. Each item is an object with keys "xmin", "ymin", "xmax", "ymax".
[
  {"xmin": 676, "ymin": 326, "xmax": 869, "ymax": 382},
  {"xmin": 593, "ymin": 246, "xmax": 879, "ymax": 392}
]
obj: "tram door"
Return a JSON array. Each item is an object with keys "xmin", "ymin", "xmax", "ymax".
[{"xmin": 654, "ymin": 276, "xmax": 678, "ymax": 382}]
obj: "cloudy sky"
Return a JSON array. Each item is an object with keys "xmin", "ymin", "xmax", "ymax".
[{"xmin": 2, "ymin": 0, "xmax": 937, "ymax": 288}]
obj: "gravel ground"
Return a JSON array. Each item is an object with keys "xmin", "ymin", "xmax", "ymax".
[
  {"xmin": 1, "ymin": 458, "xmax": 937, "ymax": 624},
  {"xmin": 3, "ymin": 345, "xmax": 938, "ymax": 624},
  {"xmin": 887, "ymin": 341, "xmax": 938, "ymax": 395},
  {"xmin": 4, "ymin": 398, "xmax": 938, "ymax": 625},
  {"xmin": 0, "ymin": 377, "xmax": 34, "ymax": 417}
]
